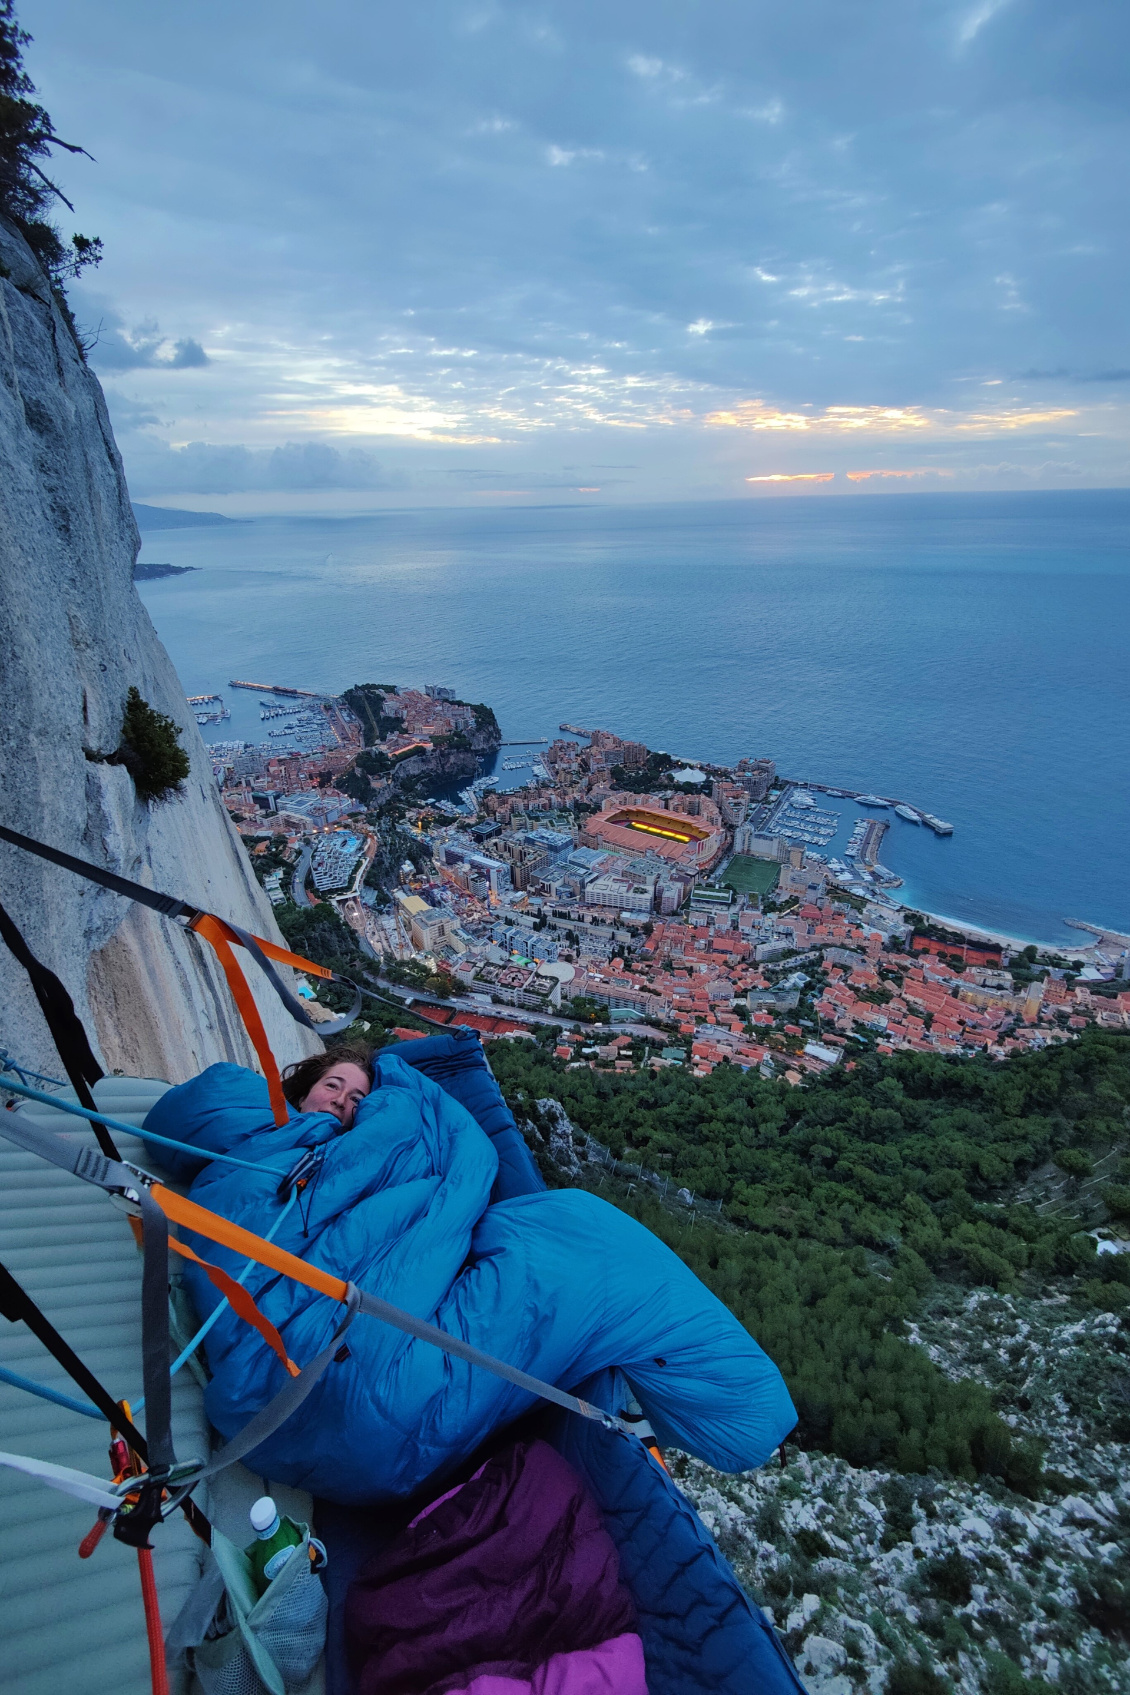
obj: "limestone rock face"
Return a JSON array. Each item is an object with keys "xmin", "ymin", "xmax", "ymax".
[{"xmin": 0, "ymin": 217, "xmax": 320, "ymax": 1084}]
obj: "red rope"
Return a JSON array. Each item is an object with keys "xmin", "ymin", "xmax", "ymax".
[{"xmin": 137, "ymin": 1547, "xmax": 170, "ymax": 1695}]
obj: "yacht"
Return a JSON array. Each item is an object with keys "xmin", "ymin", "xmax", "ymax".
[
  {"xmin": 894, "ymin": 804, "xmax": 920, "ymax": 823},
  {"xmin": 857, "ymin": 795, "xmax": 888, "ymax": 808}
]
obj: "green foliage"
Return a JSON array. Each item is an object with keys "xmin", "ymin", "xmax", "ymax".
[
  {"xmin": 382, "ymin": 954, "xmax": 457, "ymax": 999},
  {"xmin": 273, "ymin": 901, "xmax": 428, "ymax": 1042},
  {"xmin": 608, "ymin": 752, "xmax": 676, "ymax": 793},
  {"xmin": 1101, "ymin": 1184, "xmax": 1130, "ymax": 1219},
  {"xmin": 276, "ymin": 899, "xmax": 362, "ymax": 978},
  {"xmin": 489, "ymin": 1033, "xmax": 1130, "ymax": 1483},
  {"xmin": 460, "ymin": 700, "xmax": 500, "ymax": 740},
  {"xmin": 489, "ymin": 1034, "xmax": 1130, "ymax": 1279},
  {"xmin": 342, "ymin": 684, "xmax": 404, "ymax": 746},
  {"xmin": 0, "ymin": 3, "xmax": 101, "ymax": 289},
  {"xmin": 1054, "ymin": 1147, "xmax": 1093, "ymax": 1177},
  {"xmin": 110, "ymin": 686, "xmax": 190, "ymax": 802},
  {"xmin": 880, "ymin": 1476, "xmax": 918, "ymax": 1549},
  {"xmin": 982, "ymin": 1653, "xmax": 1052, "ymax": 1695},
  {"xmin": 919, "ymin": 1551, "xmax": 974, "ymax": 1605},
  {"xmin": 1070, "ymin": 1551, "xmax": 1130, "ymax": 1642},
  {"xmin": 362, "ymin": 816, "xmax": 430, "ymax": 902},
  {"xmin": 885, "ymin": 1663, "xmax": 950, "ymax": 1695}
]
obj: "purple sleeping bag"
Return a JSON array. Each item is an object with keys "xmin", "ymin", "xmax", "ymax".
[{"xmin": 344, "ymin": 1440, "xmax": 647, "ymax": 1695}]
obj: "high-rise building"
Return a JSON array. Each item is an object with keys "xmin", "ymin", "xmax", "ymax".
[{"xmin": 736, "ymin": 758, "xmax": 776, "ymax": 802}]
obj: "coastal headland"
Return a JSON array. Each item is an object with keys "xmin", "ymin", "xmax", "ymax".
[{"xmin": 204, "ymin": 677, "xmax": 1130, "ymax": 1074}]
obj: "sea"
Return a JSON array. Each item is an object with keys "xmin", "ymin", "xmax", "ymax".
[{"xmin": 134, "ymin": 490, "xmax": 1130, "ymax": 949}]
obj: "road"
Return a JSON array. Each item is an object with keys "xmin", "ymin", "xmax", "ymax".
[
  {"xmin": 361, "ymin": 974, "xmax": 670, "ymax": 1041},
  {"xmin": 292, "ymin": 845, "xmax": 314, "ymax": 907}
]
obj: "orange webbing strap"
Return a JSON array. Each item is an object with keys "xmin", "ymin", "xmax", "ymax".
[
  {"xmin": 127, "ymin": 1210, "xmax": 300, "ymax": 1376},
  {"xmin": 188, "ymin": 914, "xmax": 289, "ymax": 1125},
  {"xmin": 190, "ymin": 914, "xmax": 334, "ymax": 982},
  {"xmin": 152, "ymin": 1185, "xmax": 348, "ymax": 1305},
  {"xmin": 166, "ymin": 1236, "xmax": 300, "ymax": 1378}
]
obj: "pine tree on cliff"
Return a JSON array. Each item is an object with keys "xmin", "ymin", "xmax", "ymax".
[{"xmin": 0, "ymin": 0, "xmax": 101, "ymax": 282}]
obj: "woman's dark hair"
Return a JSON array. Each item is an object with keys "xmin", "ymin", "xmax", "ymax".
[{"xmin": 281, "ymin": 1043, "xmax": 375, "ymax": 1109}]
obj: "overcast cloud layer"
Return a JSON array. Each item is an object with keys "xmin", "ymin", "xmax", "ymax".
[{"xmin": 22, "ymin": 0, "xmax": 1130, "ymax": 510}]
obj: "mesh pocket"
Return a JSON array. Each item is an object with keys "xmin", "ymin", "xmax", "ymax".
[
  {"xmin": 255, "ymin": 1555, "xmax": 328, "ymax": 1687},
  {"xmin": 192, "ymin": 1624, "xmax": 267, "ymax": 1695},
  {"xmin": 177, "ymin": 1530, "xmax": 327, "ymax": 1695}
]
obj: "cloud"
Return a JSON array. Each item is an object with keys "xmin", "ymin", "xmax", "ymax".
[
  {"xmin": 707, "ymin": 402, "xmax": 932, "ymax": 433},
  {"xmin": 86, "ymin": 311, "xmax": 211, "ymax": 371},
  {"xmin": 746, "ymin": 472, "xmax": 835, "ymax": 482},
  {"xmin": 957, "ymin": 0, "xmax": 1013, "ymax": 46},
  {"xmin": 103, "ymin": 390, "xmax": 165, "ymax": 433},
  {"xmin": 127, "ymin": 439, "xmax": 405, "ymax": 495},
  {"xmin": 706, "ymin": 401, "xmax": 1078, "ymax": 434},
  {"xmin": 37, "ymin": 0, "xmax": 1130, "ymax": 505},
  {"xmin": 845, "ymin": 468, "xmax": 956, "ymax": 481},
  {"xmin": 546, "ymin": 144, "xmax": 604, "ymax": 167}
]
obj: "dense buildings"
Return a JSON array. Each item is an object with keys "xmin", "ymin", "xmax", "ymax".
[{"xmin": 210, "ymin": 687, "xmax": 1129, "ymax": 1075}]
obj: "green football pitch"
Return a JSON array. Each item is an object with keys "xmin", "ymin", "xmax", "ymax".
[{"xmin": 720, "ymin": 855, "xmax": 781, "ymax": 895}]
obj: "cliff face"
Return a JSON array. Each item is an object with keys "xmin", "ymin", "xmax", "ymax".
[{"xmin": 0, "ymin": 218, "xmax": 320, "ymax": 1084}]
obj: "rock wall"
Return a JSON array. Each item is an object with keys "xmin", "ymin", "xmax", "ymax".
[{"xmin": 0, "ymin": 216, "xmax": 320, "ymax": 1084}]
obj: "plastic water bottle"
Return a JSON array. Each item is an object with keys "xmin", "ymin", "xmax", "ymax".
[{"xmin": 246, "ymin": 1496, "xmax": 304, "ymax": 1594}]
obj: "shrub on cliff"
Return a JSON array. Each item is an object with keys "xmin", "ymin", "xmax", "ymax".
[
  {"xmin": 114, "ymin": 687, "xmax": 191, "ymax": 802},
  {"xmin": 0, "ymin": 1, "xmax": 101, "ymax": 285}
]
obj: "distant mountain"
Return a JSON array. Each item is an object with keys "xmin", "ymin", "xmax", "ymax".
[{"xmin": 131, "ymin": 502, "xmax": 242, "ymax": 530}]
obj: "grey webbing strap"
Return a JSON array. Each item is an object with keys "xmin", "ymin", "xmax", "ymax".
[
  {"xmin": 0, "ymin": 1109, "xmax": 139, "ymax": 1193},
  {"xmin": 353, "ymin": 1289, "xmax": 619, "ymax": 1427},
  {"xmin": 224, "ymin": 921, "xmax": 319, "ymax": 1031},
  {"xmin": 224, "ymin": 921, "xmax": 364, "ymax": 1037},
  {"xmin": 137, "ymin": 1187, "xmax": 176, "ymax": 1476},
  {"xmin": 173, "ymin": 1286, "xmax": 363, "ymax": 1497}
]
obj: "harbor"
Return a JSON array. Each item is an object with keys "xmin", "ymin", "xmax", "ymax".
[
  {"xmin": 229, "ymin": 679, "xmax": 321, "ymax": 697},
  {"xmin": 800, "ymin": 782, "xmax": 954, "ymax": 835}
]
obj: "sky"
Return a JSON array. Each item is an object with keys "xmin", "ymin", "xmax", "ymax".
[{"xmin": 20, "ymin": 0, "xmax": 1130, "ymax": 512}]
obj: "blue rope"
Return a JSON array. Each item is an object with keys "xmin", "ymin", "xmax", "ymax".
[
  {"xmin": 0, "ymin": 1076, "xmax": 283, "ymax": 1175},
  {"xmin": 0, "ymin": 1051, "xmax": 67, "ymax": 1092},
  {"xmin": 0, "ymin": 1363, "xmax": 102, "ymax": 1420}
]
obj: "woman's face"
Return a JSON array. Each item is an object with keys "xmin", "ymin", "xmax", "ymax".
[{"xmin": 299, "ymin": 1062, "xmax": 371, "ymax": 1129}]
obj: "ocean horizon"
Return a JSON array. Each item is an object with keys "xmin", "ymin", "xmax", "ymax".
[{"xmin": 134, "ymin": 488, "xmax": 1130, "ymax": 949}]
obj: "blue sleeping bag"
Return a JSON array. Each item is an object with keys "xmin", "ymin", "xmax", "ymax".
[
  {"xmin": 307, "ymin": 1033, "xmax": 804, "ymax": 1695},
  {"xmin": 145, "ymin": 1031, "xmax": 795, "ymax": 1502}
]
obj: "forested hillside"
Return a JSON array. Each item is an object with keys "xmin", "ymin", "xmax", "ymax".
[{"xmin": 489, "ymin": 1034, "xmax": 1130, "ymax": 1489}]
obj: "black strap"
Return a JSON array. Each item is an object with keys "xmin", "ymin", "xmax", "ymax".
[
  {"xmin": 0, "ymin": 824, "xmax": 195, "ymax": 920},
  {"xmin": 0, "ymin": 1253, "xmax": 212, "ymax": 1544},
  {"xmin": 0, "ymin": 823, "xmax": 356, "ymax": 1034},
  {"xmin": 0, "ymin": 1257, "xmax": 150, "ymax": 1454},
  {"xmin": 0, "ymin": 898, "xmax": 119, "ymax": 1161}
]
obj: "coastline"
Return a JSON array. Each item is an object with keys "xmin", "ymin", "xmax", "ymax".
[{"xmin": 895, "ymin": 902, "xmax": 1107, "ymax": 958}]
